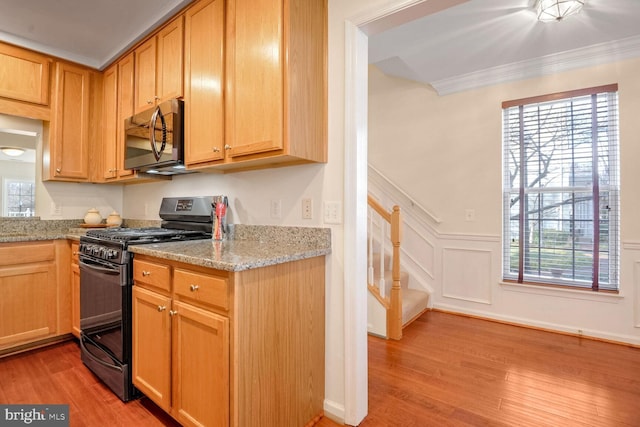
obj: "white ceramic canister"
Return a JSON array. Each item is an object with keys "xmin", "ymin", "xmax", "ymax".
[
  {"xmin": 106, "ymin": 211, "xmax": 123, "ymax": 227},
  {"xmin": 84, "ymin": 208, "xmax": 102, "ymax": 225}
]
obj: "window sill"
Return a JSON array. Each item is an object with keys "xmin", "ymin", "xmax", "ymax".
[{"xmin": 500, "ymin": 281, "xmax": 624, "ymax": 304}]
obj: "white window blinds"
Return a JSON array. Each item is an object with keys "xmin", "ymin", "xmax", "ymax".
[{"xmin": 502, "ymin": 85, "xmax": 619, "ymax": 291}]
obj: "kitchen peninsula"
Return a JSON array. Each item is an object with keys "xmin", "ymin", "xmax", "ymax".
[{"xmin": 0, "ymin": 222, "xmax": 330, "ymax": 426}]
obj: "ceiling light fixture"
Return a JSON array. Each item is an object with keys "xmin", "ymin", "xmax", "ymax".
[
  {"xmin": 0, "ymin": 147, "xmax": 25, "ymax": 157},
  {"xmin": 536, "ymin": 0, "xmax": 585, "ymax": 22}
]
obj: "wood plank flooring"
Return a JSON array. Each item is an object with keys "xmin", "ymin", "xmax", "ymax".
[
  {"xmin": 357, "ymin": 310, "xmax": 640, "ymax": 426},
  {"xmin": 2, "ymin": 311, "xmax": 640, "ymax": 426},
  {"xmin": 0, "ymin": 339, "xmax": 180, "ymax": 427}
]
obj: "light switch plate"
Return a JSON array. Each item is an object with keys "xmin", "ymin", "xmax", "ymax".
[{"xmin": 324, "ymin": 201, "xmax": 342, "ymax": 224}]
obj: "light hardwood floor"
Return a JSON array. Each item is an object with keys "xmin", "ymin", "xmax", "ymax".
[{"xmin": 2, "ymin": 311, "xmax": 640, "ymax": 426}]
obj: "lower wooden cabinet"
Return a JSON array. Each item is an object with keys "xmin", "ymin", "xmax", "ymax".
[
  {"xmin": 132, "ymin": 262, "xmax": 229, "ymax": 427},
  {"xmin": 132, "ymin": 254, "xmax": 325, "ymax": 427},
  {"xmin": 0, "ymin": 240, "xmax": 71, "ymax": 353},
  {"xmin": 70, "ymin": 241, "xmax": 80, "ymax": 338}
]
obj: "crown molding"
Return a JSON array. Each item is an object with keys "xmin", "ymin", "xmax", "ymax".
[{"xmin": 431, "ymin": 34, "xmax": 640, "ymax": 96}]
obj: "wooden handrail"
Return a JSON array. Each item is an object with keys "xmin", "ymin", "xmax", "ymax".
[{"xmin": 367, "ymin": 196, "xmax": 402, "ymax": 340}]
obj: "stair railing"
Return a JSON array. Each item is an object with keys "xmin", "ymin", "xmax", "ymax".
[{"xmin": 367, "ymin": 195, "xmax": 402, "ymax": 340}]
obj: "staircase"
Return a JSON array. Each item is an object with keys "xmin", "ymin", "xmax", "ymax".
[{"xmin": 367, "ymin": 195, "xmax": 430, "ymax": 339}]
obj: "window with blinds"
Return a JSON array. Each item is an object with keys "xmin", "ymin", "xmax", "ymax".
[{"xmin": 502, "ymin": 85, "xmax": 619, "ymax": 291}]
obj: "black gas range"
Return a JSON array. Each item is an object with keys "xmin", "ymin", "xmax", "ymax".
[{"xmin": 78, "ymin": 196, "xmax": 218, "ymax": 401}]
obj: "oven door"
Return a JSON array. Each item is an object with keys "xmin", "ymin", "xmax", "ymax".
[{"xmin": 79, "ymin": 255, "xmax": 126, "ymax": 362}]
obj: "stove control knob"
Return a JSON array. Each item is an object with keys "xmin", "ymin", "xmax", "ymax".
[{"xmin": 107, "ymin": 249, "xmax": 118, "ymax": 259}]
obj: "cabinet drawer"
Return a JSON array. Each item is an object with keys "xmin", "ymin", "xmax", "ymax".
[
  {"xmin": 0, "ymin": 242, "xmax": 55, "ymax": 266},
  {"xmin": 133, "ymin": 259, "xmax": 171, "ymax": 293},
  {"xmin": 174, "ymin": 269, "xmax": 228, "ymax": 310}
]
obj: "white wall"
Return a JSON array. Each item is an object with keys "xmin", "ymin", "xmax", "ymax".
[{"xmin": 369, "ymin": 58, "xmax": 640, "ymax": 345}]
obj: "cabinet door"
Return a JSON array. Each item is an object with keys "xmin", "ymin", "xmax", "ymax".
[
  {"xmin": 0, "ymin": 264, "xmax": 57, "ymax": 349},
  {"xmin": 172, "ymin": 300, "xmax": 229, "ymax": 427},
  {"xmin": 0, "ymin": 42, "xmax": 50, "ymax": 105},
  {"xmin": 132, "ymin": 286, "xmax": 172, "ymax": 412},
  {"xmin": 102, "ymin": 65, "xmax": 118, "ymax": 180},
  {"xmin": 226, "ymin": 0, "xmax": 283, "ymax": 158},
  {"xmin": 184, "ymin": 0, "xmax": 225, "ymax": 166},
  {"xmin": 70, "ymin": 241, "xmax": 80, "ymax": 338},
  {"xmin": 48, "ymin": 62, "xmax": 90, "ymax": 180},
  {"xmin": 70, "ymin": 262, "xmax": 80, "ymax": 338},
  {"xmin": 117, "ymin": 53, "xmax": 136, "ymax": 178},
  {"xmin": 134, "ymin": 37, "xmax": 157, "ymax": 114},
  {"xmin": 157, "ymin": 17, "xmax": 184, "ymax": 103}
]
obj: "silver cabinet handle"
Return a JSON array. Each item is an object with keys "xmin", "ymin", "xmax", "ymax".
[
  {"xmin": 213, "ymin": 147, "xmax": 220, "ymax": 152},
  {"xmin": 147, "ymin": 99, "xmax": 153, "ymax": 104},
  {"xmin": 55, "ymin": 168, "xmax": 61, "ymax": 173},
  {"xmin": 190, "ymin": 284, "xmax": 199, "ymax": 292},
  {"xmin": 169, "ymin": 310, "xmax": 178, "ymax": 317},
  {"xmin": 157, "ymin": 305, "xmax": 166, "ymax": 312},
  {"xmin": 142, "ymin": 271, "xmax": 151, "ymax": 277},
  {"xmin": 224, "ymin": 144, "xmax": 231, "ymax": 150}
]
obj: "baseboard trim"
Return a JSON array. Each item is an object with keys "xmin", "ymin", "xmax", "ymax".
[
  {"xmin": 431, "ymin": 307, "xmax": 640, "ymax": 349},
  {"xmin": 323, "ymin": 399, "xmax": 346, "ymax": 425}
]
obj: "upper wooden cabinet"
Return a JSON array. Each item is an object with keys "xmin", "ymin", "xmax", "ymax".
[
  {"xmin": 102, "ymin": 64, "xmax": 118, "ymax": 180},
  {"xmin": 134, "ymin": 17, "xmax": 184, "ymax": 114},
  {"xmin": 101, "ymin": 53, "xmax": 137, "ymax": 182},
  {"xmin": 221, "ymin": 0, "xmax": 327, "ymax": 170},
  {"xmin": 184, "ymin": 0, "xmax": 225, "ymax": 166},
  {"xmin": 0, "ymin": 42, "xmax": 51, "ymax": 105},
  {"xmin": 43, "ymin": 62, "xmax": 92, "ymax": 181}
]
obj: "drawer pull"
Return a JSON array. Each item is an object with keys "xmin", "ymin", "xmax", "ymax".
[
  {"xmin": 142, "ymin": 271, "xmax": 151, "ymax": 277},
  {"xmin": 189, "ymin": 284, "xmax": 199, "ymax": 292},
  {"xmin": 157, "ymin": 305, "xmax": 166, "ymax": 312},
  {"xmin": 169, "ymin": 310, "xmax": 178, "ymax": 317}
]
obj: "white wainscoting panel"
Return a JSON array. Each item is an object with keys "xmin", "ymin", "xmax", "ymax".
[{"xmin": 442, "ymin": 247, "xmax": 492, "ymax": 304}]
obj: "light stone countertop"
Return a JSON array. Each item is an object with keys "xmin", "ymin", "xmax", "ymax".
[
  {"xmin": 130, "ymin": 225, "xmax": 331, "ymax": 272},
  {"xmin": 0, "ymin": 221, "xmax": 331, "ymax": 272}
]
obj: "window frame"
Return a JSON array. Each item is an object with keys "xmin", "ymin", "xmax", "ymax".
[{"xmin": 502, "ymin": 84, "xmax": 619, "ymax": 292}]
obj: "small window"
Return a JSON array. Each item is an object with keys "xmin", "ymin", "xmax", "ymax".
[
  {"xmin": 502, "ymin": 85, "xmax": 619, "ymax": 291},
  {"xmin": 4, "ymin": 179, "xmax": 36, "ymax": 217}
]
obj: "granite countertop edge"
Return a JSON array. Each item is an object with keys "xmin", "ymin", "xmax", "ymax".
[
  {"xmin": 130, "ymin": 243, "xmax": 331, "ymax": 272},
  {"xmin": 0, "ymin": 222, "xmax": 332, "ymax": 271}
]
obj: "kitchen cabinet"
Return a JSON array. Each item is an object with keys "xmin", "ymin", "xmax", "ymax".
[
  {"xmin": 132, "ymin": 253, "xmax": 324, "ymax": 427},
  {"xmin": 183, "ymin": 0, "xmax": 225, "ymax": 166},
  {"xmin": 134, "ymin": 17, "xmax": 184, "ymax": 114},
  {"xmin": 43, "ymin": 61, "xmax": 92, "ymax": 181},
  {"xmin": 0, "ymin": 241, "xmax": 71, "ymax": 354},
  {"xmin": 132, "ymin": 258, "xmax": 229, "ymax": 427},
  {"xmin": 101, "ymin": 53, "xmax": 137, "ymax": 182},
  {"xmin": 220, "ymin": 0, "xmax": 327, "ymax": 171},
  {"xmin": 70, "ymin": 241, "xmax": 80, "ymax": 338},
  {"xmin": 0, "ymin": 42, "xmax": 50, "ymax": 106},
  {"xmin": 102, "ymin": 64, "xmax": 118, "ymax": 180}
]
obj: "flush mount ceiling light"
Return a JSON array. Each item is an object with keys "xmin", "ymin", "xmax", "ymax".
[
  {"xmin": 536, "ymin": 0, "xmax": 585, "ymax": 22},
  {"xmin": 0, "ymin": 147, "xmax": 26, "ymax": 157}
]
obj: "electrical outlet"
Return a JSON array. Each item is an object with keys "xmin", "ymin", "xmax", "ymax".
[
  {"xmin": 302, "ymin": 198, "xmax": 313, "ymax": 219},
  {"xmin": 270, "ymin": 199, "xmax": 282, "ymax": 219},
  {"xmin": 50, "ymin": 202, "xmax": 62, "ymax": 216},
  {"xmin": 324, "ymin": 201, "xmax": 342, "ymax": 224}
]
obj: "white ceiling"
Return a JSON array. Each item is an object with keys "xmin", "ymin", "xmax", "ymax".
[
  {"xmin": 368, "ymin": 0, "xmax": 640, "ymax": 94},
  {"xmin": 0, "ymin": 0, "xmax": 192, "ymax": 70},
  {"xmin": 0, "ymin": 0, "xmax": 638, "ymax": 94}
]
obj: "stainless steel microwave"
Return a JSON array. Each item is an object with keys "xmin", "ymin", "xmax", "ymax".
[{"xmin": 124, "ymin": 98, "xmax": 188, "ymax": 175}]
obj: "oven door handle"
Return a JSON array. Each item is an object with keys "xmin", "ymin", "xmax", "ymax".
[
  {"xmin": 79, "ymin": 259, "xmax": 121, "ymax": 275},
  {"xmin": 80, "ymin": 336, "xmax": 124, "ymax": 373}
]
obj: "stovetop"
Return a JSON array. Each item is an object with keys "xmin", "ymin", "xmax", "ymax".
[
  {"xmin": 85, "ymin": 227, "xmax": 210, "ymax": 243},
  {"xmin": 80, "ymin": 227, "xmax": 211, "ymax": 264}
]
